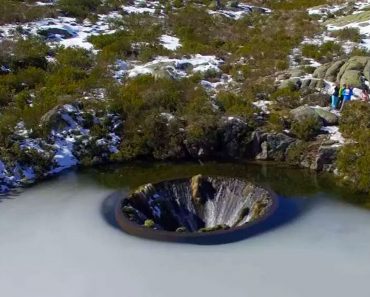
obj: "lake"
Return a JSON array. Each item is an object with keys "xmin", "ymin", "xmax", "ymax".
[{"xmin": 0, "ymin": 162, "xmax": 369, "ymax": 297}]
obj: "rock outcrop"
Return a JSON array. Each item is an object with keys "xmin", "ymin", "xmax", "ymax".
[
  {"xmin": 312, "ymin": 56, "xmax": 370, "ymax": 87},
  {"xmin": 256, "ymin": 133, "xmax": 296, "ymax": 161}
]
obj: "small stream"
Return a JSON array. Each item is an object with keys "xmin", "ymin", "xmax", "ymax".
[{"xmin": 0, "ymin": 162, "xmax": 369, "ymax": 297}]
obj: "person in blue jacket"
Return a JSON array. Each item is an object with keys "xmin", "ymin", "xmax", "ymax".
[
  {"xmin": 340, "ymin": 84, "xmax": 353, "ymax": 111},
  {"xmin": 331, "ymin": 82, "xmax": 340, "ymax": 110}
]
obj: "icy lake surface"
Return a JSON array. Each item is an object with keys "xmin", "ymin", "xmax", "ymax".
[{"xmin": 0, "ymin": 168, "xmax": 370, "ymax": 297}]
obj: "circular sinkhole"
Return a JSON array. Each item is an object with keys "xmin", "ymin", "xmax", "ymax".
[{"xmin": 114, "ymin": 175, "xmax": 278, "ymax": 244}]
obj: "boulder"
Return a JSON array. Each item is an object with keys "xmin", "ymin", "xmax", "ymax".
[
  {"xmin": 302, "ymin": 92, "xmax": 328, "ymax": 107},
  {"xmin": 290, "ymin": 105, "xmax": 320, "ymax": 122},
  {"xmin": 279, "ymin": 78, "xmax": 301, "ymax": 89},
  {"xmin": 314, "ymin": 108, "xmax": 339, "ymax": 125},
  {"xmin": 40, "ymin": 105, "xmax": 68, "ymax": 130},
  {"xmin": 289, "ymin": 69, "xmax": 305, "ymax": 77},
  {"xmin": 340, "ymin": 70, "xmax": 362, "ymax": 88},
  {"xmin": 251, "ymin": 6, "xmax": 268, "ymax": 14},
  {"xmin": 336, "ymin": 56, "xmax": 370, "ymax": 83},
  {"xmin": 208, "ymin": 1, "xmax": 218, "ymax": 9},
  {"xmin": 324, "ymin": 60, "xmax": 345, "ymax": 81},
  {"xmin": 308, "ymin": 79, "xmax": 324, "ymax": 89},
  {"xmin": 153, "ymin": 68, "xmax": 174, "ymax": 80},
  {"xmin": 256, "ymin": 133, "xmax": 295, "ymax": 161},
  {"xmin": 226, "ymin": 1, "xmax": 240, "ymax": 9},
  {"xmin": 300, "ymin": 78, "xmax": 312, "ymax": 89},
  {"xmin": 312, "ymin": 64, "xmax": 330, "ymax": 79},
  {"xmin": 364, "ymin": 61, "xmax": 370, "ymax": 82},
  {"xmin": 38, "ymin": 28, "xmax": 74, "ymax": 39},
  {"xmin": 217, "ymin": 117, "xmax": 252, "ymax": 159},
  {"xmin": 276, "ymin": 72, "xmax": 291, "ymax": 81},
  {"xmin": 313, "ymin": 145, "xmax": 339, "ymax": 172},
  {"xmin": 244, "ymin": 131, "xmax": 264, "ymax": 158}
]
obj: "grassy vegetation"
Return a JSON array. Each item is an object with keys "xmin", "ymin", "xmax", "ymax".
[
  {"xmin": 0, "ymin": 0, "xmax": 57, "ymax": 25},
  {"xmin": 262, "ymin": 0, "xmax": 344, "ymax": 10},
  {"xmin": 324, "ymin": 10, "xmax": 370, "ymax": 26},
  {"xmin": 0, "ymin": 38, "xmax": 110, "ymax": 145},
  {"xmin": 89, "ymin": 13, "xmax": 168, "ymax": 62},
  {"xmin": 291, "ymin": 115, "xmax": 321, "ymax": 140},
  {"xmin": 338, "ymin": 101, "xmax": 370, "ymax": 194},
  {"xmin": 330, "ymin": 27, "xmax": 362, "ymax": 43},
  {"xmin": 302, "ymin": 41, "xmax": 344, "ymax": 63},
  {"xmin": 58, "ymin": 0, "xmax": 102, "ymax": 18}
]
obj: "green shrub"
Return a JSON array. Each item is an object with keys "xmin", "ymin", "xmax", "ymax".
[
  {"xmin": 291, "ymin": 115, "xmax": 321, "ymax": 141},
  {"xmin": 89, "ymin": 14, "xmax": 165, "ymax": 62},
  {"xmin": 271, "ymin": 87, "xmax": 301, "ymax": 109},
  {"xmin": 0, "ymin": 0, "xmax": 56, "ymax": 25},
  {"xmin": 10, "ymin": 37, "xmax": 49, "ymax": 70},
  {"xmin": 331, "ymin": 27, "xmax": 362, "ymax": 42},
  {"xmin": 0, "ymin": 112, "xmax": 17, "ymax": 146},
  {"xmin": 58, "ymin": 0, "xmax": 101, "ymax": 18},
  {"xmin": 216, "ymin": 91, "xmax": 255, "ymax": 121},
  {"xmin": 262, "ymin": 0, "xmax": 342, "ymax": 10},
  {"xmin": 8, "ymin": 142, "xmax": 53, "ymax": 177},
  {"xmin": 286, "ymin": 141, "xmax": 308, "ymax": 165},
  {"xmin": 337, "ymin": 131, "xmax": 370, "ymax": 194},
  {"xmin": 302, "ymin": 41, "xmax": 343, "ymax": 62},
  {"xmin": 5, "ymin": 67, "xmax": 46, "ymax": 91},
  {"xmin": 0, "ymin": 85, "xmax": 13, "ymax": 107},
  {"xmin": 266, "ymin": 110, "xmax": 287, "ymax": 132},
  {"xmin": 55, "ymin": 47, "xmax": 94, "ymax": 70},
  {"xmin": 339, "ymin": 101, "xmax": 370, "ymax": 139}
]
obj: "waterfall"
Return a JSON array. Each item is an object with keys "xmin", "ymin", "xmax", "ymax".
[{"xmin": 121, "ymin": 175, "xmax": 274, "ymax": 233}]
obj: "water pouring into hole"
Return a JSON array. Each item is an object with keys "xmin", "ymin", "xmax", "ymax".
[{"xmin": 114, "ymin": 175, "xmax": 279, "ymax": 244}]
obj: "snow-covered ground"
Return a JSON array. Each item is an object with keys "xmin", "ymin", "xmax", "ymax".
[
  {"xmin": 159, "ymin": 35, "xmax": 181, "ymax": 51},
  {"xmin": 0, "ymin": 13, "xmax": 120, "ymax": 50},
  {"xmin": 112, "ymin": 54, "xmax": 224, "ymax": 80},
  {"xmin": 0, "ymin": 104, "xmax": 122, "ymax": 194},
  {"xmin": 122, "ymin": 0, "xmax": 162, "ymax": 15},
  {"xmin": 306, "ymin": 0, "xmax": 370, "ymax": 51},
  {"xmin": 308, "ymin": 3, "xmax": 347, "ymax": 17},
  {"xmin": 327, "ymin": 18, "xmax": 370, "ymax": 51},
  {"xmin": 321, "ymin": 126, "xmax": 345, "ymax": 145},
  {"xmin": 208, "ymin": 3, "xmax": 270, "ymax": 20},
  {"xmin": 253, "ymin": 100, "xmax": 273, "ymax": 114}
]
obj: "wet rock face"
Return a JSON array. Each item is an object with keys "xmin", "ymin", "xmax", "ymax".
[{"xmin": 120, "ymin": 176, "xmax": 275, "ymax": 233}]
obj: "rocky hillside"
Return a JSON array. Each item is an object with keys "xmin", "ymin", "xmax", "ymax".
[{"xmin": 0, "ymin": 0, "xmax": 369, "ymax": 197}]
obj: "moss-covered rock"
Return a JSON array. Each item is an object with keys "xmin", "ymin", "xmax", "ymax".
[
  {"xmin": 312, "ymin": 63, "xmax": 330, "ymax": 79},
  {"xmin": 144, "ymin": 219, "xmax": 155, "ymax": 228},
  {"xmin": 325, "ymin": 60, "xmax": 345, "ymax": 81},
  {"xmin": 314, "ymin": 108, "xmax": 339, "ymax": 126},
  {"xmin": 340, "ymin": 70, "xmax": 362, "ymax": 88},
  {"xmin": 290, "ymin": 105, "xmax": 320, "ymax": 122}
]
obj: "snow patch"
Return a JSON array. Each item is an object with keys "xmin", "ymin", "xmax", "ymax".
[
  {"xmin": 253, "ymin": 100, "xmax": 273, "ymax": 114},
  {"xmin": 126, "ymin": 55, "xmax": 223, "ymax": 79},
  {"xmin": 321, "ymin": 126, "xmax": 345, "ymax": 145},
  {"xmin": 159, "ymin": 35, "xmax": 181, "ymax": 51},
  {"xmin": 0, "ymin": 12, "xmax": 120, "ymax": 50},
  {"xmin": 208, "ymin": 4, "xmax": 270, "ymax": 20}
]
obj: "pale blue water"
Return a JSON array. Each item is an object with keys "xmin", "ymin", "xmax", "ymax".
[{"xmin": 0, "ymin": 163, "xmax": 369, "ymax": 297}]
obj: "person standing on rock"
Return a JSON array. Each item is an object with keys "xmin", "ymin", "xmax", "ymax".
[
  {"xmin": 361, "ymin": 88, "xmax": 369, "ymax": 101},
  {"xmin": 340, "ymin": 84, "xmax": 353, "ymax": 111},
  {"xmin": 337, "ymin": 83, "xmax": 345, "ymax": 109},
  {"xmin": 360, "ymin": 76, "xmax": 369, "ymax": 101},
  {"xmin": 331, "ymin": 83, "xmax": 340, "ymax": 110}
]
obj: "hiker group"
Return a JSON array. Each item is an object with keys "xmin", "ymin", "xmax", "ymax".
[{"xmin": 331, "ymin": 80, "xmax": 369, "ymax": 111}]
